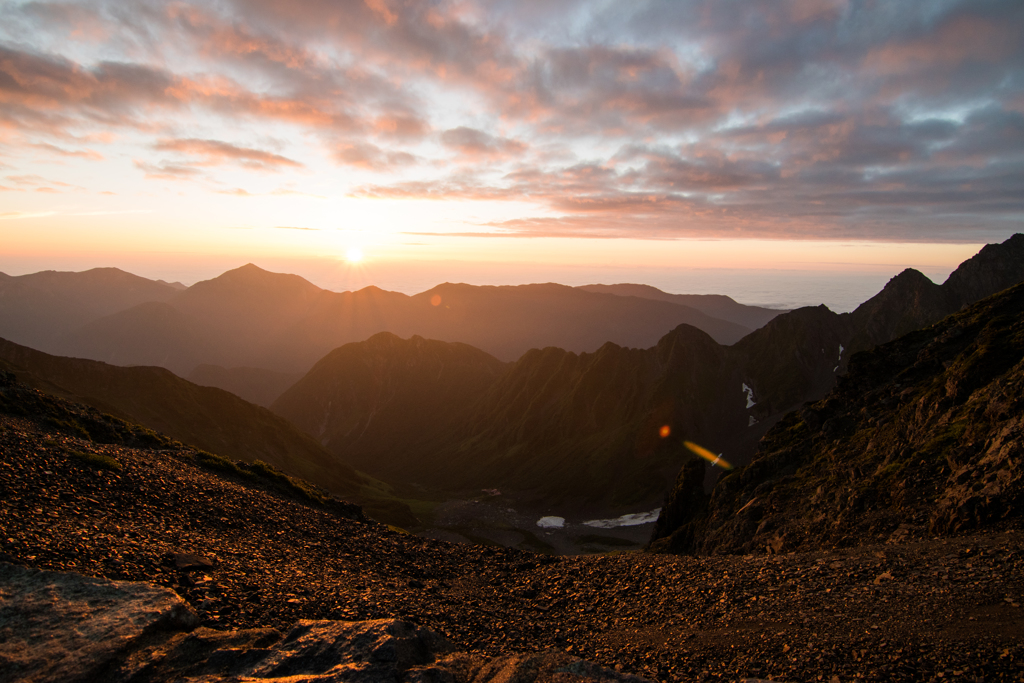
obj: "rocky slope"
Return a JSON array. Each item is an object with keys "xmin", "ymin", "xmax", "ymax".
[
  {"xmin": 1, "ymin": 382, "xmax": 1023, "ymax": 681},
  {"xmin": 2, "ymin": 564, "xmax": 649, "ymax": 683},
  {"xmin": 0, "ymin": 340, "xmax": 422, "ymax": 526},
  {"xmin": 650, "ymin": 279, "xmax": 1024, "ymax": 555}
]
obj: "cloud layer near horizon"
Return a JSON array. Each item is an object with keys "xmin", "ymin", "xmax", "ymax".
[{"xmin": 1, "ymin": 0, "xmax": 1022, "ymax": 241}]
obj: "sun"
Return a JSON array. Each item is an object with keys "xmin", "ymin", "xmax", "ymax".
[{"xmin": 345, "ymin": 247, "xmax": 364, "ymax": 263}]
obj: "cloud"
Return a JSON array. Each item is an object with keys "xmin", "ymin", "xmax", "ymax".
[
  {"xmin": 31, "ymin": 142, "xmax": 104, "ymax": 160},
  {"xmin": 0, "ymin": 210, "xmax": 57, "ymax": 220},
  {"xmin": 0, "ymin": 0, "xmax": 1021, "ymax": 242},
  {"xmin": 153, "ymin": 138, "xmax": 303, "ymax": 171},
  {"xmin": 4, "ymin": 173, "xmax": 78, "ymax": 191},
  {"xmin": 133, "ymin": 159, "xmax": 203, "ymax": 179},
  {"xmin": 333, "ymin": 140, "xmax": 417, "ymax": 170},
  {"xmin": 440, "ymin": 127, "xmax": 527, "ymax": 159}
]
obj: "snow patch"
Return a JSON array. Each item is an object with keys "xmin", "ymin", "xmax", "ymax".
[
  {"xmin": 748, "ymin": 415, "xmax": 758, "ymax": 427},
  {"xmin": 742, "ymin": 383, "xmax": 756, "ymax": 408},
  {"xmin": 536, "ymin": 516, "xmax": 565, "ymax": 529},
  {"xmin": 583, "ymin": 509, "xmax": 662, "ymax": 529}
]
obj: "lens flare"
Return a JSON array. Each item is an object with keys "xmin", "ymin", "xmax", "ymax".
[
  {"xmin": 659, "ymin": 425, "xmax": 671, "ymax": 438},
  {"xmin": 683, "ymin": 440, "xmax": 734, "ymax": 469},
  {"xmin": 431, "ymin": 294, "xmax": 442, "ymax": 306}
]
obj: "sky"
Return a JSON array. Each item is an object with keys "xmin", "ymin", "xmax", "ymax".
[{"xmin": 1, "ymin": 0, "xmax": 1022, "ymax": 307}]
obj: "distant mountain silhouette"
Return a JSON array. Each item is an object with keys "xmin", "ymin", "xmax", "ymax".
[
  {"xmin": 37, "ymin": 265, "xmax": 760, "ymax": 383},
  {"xmin": 406, "ymin": 282, "xmax": 753, "ymax": 361},
  {"xmin": 649, "ymin": 278, "xmax": 1024, "ymax": 554},
  {"xmin": 187, "ymin": 365, "xmax": 302, "ymax": 408},
  {"xmin": 0, "ymin": 268, "xmax": 178, "ymax": 353},
  {"xmin": 577, "ymin": 284, "xmax": 785, "ymax": 329}
]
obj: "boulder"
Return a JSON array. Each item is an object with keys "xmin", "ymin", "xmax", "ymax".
[{"xmin": 0, "ymin": 562, "xmax": 198, "ymax": 683}]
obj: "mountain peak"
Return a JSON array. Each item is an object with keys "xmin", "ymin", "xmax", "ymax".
[
  {"xmin": 944, "ymin": 233, "xmax": 1024, "ymax": 308},
  {"xmin": 185, "ymin": 264, "xmax": 322, "ymax": 298}
]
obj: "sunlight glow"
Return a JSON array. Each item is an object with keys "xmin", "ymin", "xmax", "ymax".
[{"xmin": 345, "ymin": 247, "xmax": 364, "ymax": 263}]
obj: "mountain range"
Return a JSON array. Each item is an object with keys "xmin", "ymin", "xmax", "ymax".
[
  {"xmin": 0, "ymin": 264, "xmax": 782, "ymax": 407},
  {"xmin": 2, "ymin": 234, "xmax": 1022, "ymax": 542},
  {"xmin": 270, "ymin": 235, "xmax": 1024, "ymax": 516}
]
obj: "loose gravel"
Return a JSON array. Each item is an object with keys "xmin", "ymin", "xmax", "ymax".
[{"xmin": 3, "ymin": 412, "xmax": 1024, "ymax": 682}]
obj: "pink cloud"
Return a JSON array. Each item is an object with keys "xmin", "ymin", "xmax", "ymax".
[
  {"xmin": 440, "ymin": 127, "xmax": 527, "ymax": 160},
  {"xmin": 153, "ymin": 138, "xmax": 303, "ymax": 171},
  {"xmin": 333, "ymin": 140, "xmax": 417, "ymax": 170}
]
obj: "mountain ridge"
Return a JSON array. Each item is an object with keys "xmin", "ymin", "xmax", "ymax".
[
  {"xmin": 267, "ymin": 235, "xmax": 1024, "ymax": 523},
  {"xmin": 649, "ymin": 279, "xmax": 1024, "ymax": 554},
  {"xmin": 11, "ymin": 265, "xmax": 773, "ymax": 385}
]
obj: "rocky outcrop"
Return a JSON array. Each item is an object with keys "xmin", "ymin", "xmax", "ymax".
[
  {"xmin": 0, "ymin": 563, "xmax": 650, "ymax": 683},
  {"xmin": 649, "ymin": 280, "xmax": 1024, "ymax": 555},
  {"xmin": 0, "ymin": 562, "xmax": 198, "ymax": 682}
]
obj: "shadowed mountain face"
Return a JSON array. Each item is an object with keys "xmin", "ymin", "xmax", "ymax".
[
  {"xmin": 433, "ymin": 326, "xmax": 745, "ymax": 509},
  {"xmin": 272, "ymin": 326, "xmax": 741, "ymax": 512},
  {"xmin": 0, "ymin": 337, "xmax": 364, "ymax": 501},
  {"xmin": 271, "ymin": 332, "xmax": 509, "ymax": 478},
  {"xmin": 649, "ymin": 280, "xmax": 1024, "ymax": 555},
  {"xmin": 0, "ymin": 268, "xmax": 179, "ymax": 353},
  {"xmin": 47, "ymin": 266, "xmax": 756, "ymax": 379}
]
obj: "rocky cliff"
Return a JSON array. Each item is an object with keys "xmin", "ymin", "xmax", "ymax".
[{"xmin": 650, "ymin": 280, "xmax": 1024, "ymax": 554}]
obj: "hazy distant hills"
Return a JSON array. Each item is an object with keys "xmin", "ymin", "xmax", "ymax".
[
  {"xmin": 650, "ymin": 278, "xmax": 1024, "ymax": 555},
  {"xmin": 405, "ymin": 281, "xmax": 755, "ymax": 362},
  {"xmin": 577, "ymin": 284, "xmax": 784, "ymax": 329},
  {"xmin": 0, "ymin": 268, "xmax": 181, "ymax": 353},
  {"xmin": 267, "ymin": 234, "xmax": 1024, "ymax": 513},
  {"xmin": 0, "ymin": 264, "xmax": 774, "ymax": 397},
  {"xmin": 186, "ymin": 365, "xmax": 303, "ymax": 409}
]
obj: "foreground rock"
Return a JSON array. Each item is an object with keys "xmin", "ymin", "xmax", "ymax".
[
  {"xmin": 0, "ymin": 563, "xmax": 197, "ymax": 682},
  {"xmin": 0, "ymin": 563, "xmax": 649, "ymax": 683}
]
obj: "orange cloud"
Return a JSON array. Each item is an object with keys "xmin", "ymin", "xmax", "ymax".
[{"xmin": 153, "ymin": 138, "xmax": 303, "ymax": 170}]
